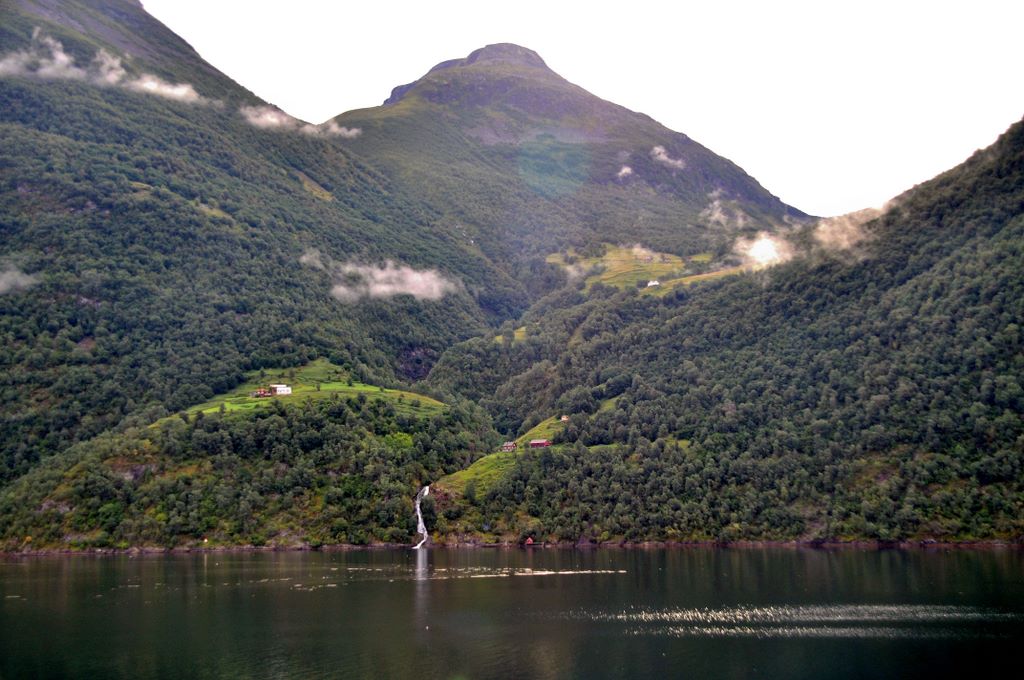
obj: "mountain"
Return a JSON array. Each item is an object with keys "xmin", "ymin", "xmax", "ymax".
[
  {"xmin": 334, "ymin": 43, "xmax": 808, "ymax": 264},
  {"xmin": 1, "ymin": 0, "xmax": 259, "ymax": 103},
  {"xmin": 426, "ymin": 116, "xmax": 1024, "ymax": 543},
  {"xmin": 0, "ymin": 0, "xmax": 1021, "ymax": 550},
  {"xmin": 0, "ymin": 1, "xmax": 808, "ymax": 484},
  {"xmin": 0, "ymin": 2, "xmax": 493, "ymax": 479}
]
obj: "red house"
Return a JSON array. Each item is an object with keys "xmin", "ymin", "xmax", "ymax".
[{"xmin": 529, "ymin": 439, "xmax": 551, "ymax": 448}]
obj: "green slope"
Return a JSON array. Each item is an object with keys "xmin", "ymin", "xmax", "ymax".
[
  {"xmin": 2, "ymin": 0, "xmax": 1020, "ymax": 549},
  {"xmin": 0, "ymin": 11, "xmax": 810, "ymax": 486},
  {"xmin": 334, "ymin": 43, "xmax": 810, "ymax": 267},
  {"xmin": 427, "ymin": 116, "xmax": 1024, "ymax": 543},
  {"xmin": 0, "ymin": 382, "xmax": 496, "ymax": 551}
]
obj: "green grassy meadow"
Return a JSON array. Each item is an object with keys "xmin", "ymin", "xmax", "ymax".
[
  {"xmin": 547, "ymin": 245, "xmax": 746, "ymax": 295},
  {"xmin": 517, "ymin": 415, "xmax": 565, "ymax": 445},
  {"xmin": 435, "ymin": 414, "xmax": 568, "ymax": 498},
  {"xmin": 179, "ymin": 359, "xmax": 446, "ymax": 419}
]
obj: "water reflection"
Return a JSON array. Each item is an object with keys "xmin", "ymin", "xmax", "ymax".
[
  {"xmin": 1, "ymin": 548, "xmax": 1022, "ymax": 679},
  {"xmin": 414, "ymin": 547, "xmax": 430, "ymax": 639}
]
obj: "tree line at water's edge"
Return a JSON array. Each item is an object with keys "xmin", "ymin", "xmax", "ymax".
[{"xmin": 0, "ymin": 394, "xmax": 495, "ymax": 551}]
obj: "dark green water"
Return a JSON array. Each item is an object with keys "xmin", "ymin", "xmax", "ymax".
[{"xmin": 1, "ymin": 548, "xmax": 1022, "ymax": 679}]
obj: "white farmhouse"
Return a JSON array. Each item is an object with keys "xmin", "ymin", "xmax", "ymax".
[{"xmin": 269, "ymin": 384, "xmax": 292, "ymax": 396}]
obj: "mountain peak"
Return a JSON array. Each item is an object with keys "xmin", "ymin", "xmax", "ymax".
[
  {"xmin": 461, "ymin": 43, "xmax": 548, "ymax": 69},
  {"xmin": 384, "ymin": 43, "xmax": 550, "ymax": 105}
]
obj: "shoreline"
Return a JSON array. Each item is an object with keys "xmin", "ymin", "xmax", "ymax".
[{"xmin": 3, "ymin": 538, "xmax": 1021, "ymax": 557}]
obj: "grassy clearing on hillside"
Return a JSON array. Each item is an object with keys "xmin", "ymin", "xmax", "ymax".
[
  {"xmin": 493, "ymin": 326, "xmax": 528, "ymax": 343},
  {"xmin": 178, "ymin": 359, "xmax": 445, "ymax": 419},
  {"xmin": 518, "ymin": 415, "xmax": 565, "ymax": 445},
  {"xmin": 436, "ymin": 414, "xmax": 568, "ymax": 497},
  {"xmin": 546, "ymin": 244, "xmax": 747, "ymax": 296},
  {"xmin": 547, "ymin": 244, "xmax": 688, "ymax": 291},
  {"xmin": 436, "ymin": 450, "xmax": 520, "ymax": 497},
  {"xmin": 295, "ymin": 171, "xmax": 334, "ymax": 201},
  {"xmin": 644, "ymin": 265, "xmax": 748, "ymax": 295}
]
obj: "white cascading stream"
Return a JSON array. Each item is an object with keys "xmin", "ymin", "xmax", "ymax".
[{"xmin": 413, "ymin": 485, "xmax": 430, "ymax": 549}]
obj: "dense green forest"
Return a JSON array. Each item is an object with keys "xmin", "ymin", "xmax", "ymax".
[
  {"xmin": 1, "ymin": 0, "xmax": 1021, "ymax": 549},
  {"xmin": 429, "ymin": 117, "xmax": 1024, "ymax": 543},
  {"xmin": 0, "ymin": 1, "xmax": 800, "ymax": 487},
  {"xmin": 0, "ymin": 390, "xmax": 495, "ymax": 551}
]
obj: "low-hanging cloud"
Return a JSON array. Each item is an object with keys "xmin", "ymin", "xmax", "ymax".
[
  {"xmin": 124, "ymin": 73, "xmax": 199, "ymax": 101},
  {"xmin": 630, "ymin": 244, "xmax": 656, "ymax": 261},
  {"xmin": 0, "ymin": 265, "xmax": 38, "ymax": 295},
  {"xmin": 651, "ymin": 145, "xmax": 685, "ymax": 170},
  {"xmin": 701, "ymin": 190, "xmax": 749, "ymax": 228},
  {"xmin": 0, "ymin": 29, "xmax": 86, "ymax": 80},
  {"xmin": 702, "ymin": 194, "xmax": 729, "ymax": 227},
  {"xmin": 240, "ymin": 106, "xmax": 361, "ymax": 138},
  {"xmin": 0, "ymin": 29, "xmax": 201, "ymax": 102},
  {"xmin": 240, "ymin": 105, "xmax": 296, "ymax": 129},
  {"xmin": 300, "ymin": 250, "xmax": 457, "ymax": 302},
  {"xmin": 564, "ymin": 263, "xmax": 587, "ymax": 281},
  {"xmin": 813, "ymin": 206, "xmax": 885, "ymax": 250},
  {"xmin": 319, "ymin": 121, "xmax": 362, "ymax": 138},
  {"xmin": 733, "ymin": 232, "xmax": 794, "ymax": 269}
]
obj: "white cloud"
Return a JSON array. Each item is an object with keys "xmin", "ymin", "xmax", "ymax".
[
  {"xmin": 0, "ymin": 265, "xmax": 38, "ymax": 295},
  {"xmin": 124, "ymin": 73, "xmax": 200, "ymax": 102},
  {"xmin": 0, "ymin": 30, "xmax": 202, "ymax": 103},
  {"xmin": 299, "ymin": 249, "xmax": 326, "ymax": 270},
  {"xmin": 240, "ymin": 105, "xmax": 297, "ymax": 129},
  {"xmin": 651, "ymin": 145, "xmax": 685, "ymax": 170},
  {"xmin": 733, "ymin": 232, "xmax": 793, "ymax": 269},
  {"xmin": 319, "ymin": 120, "xmax": 362, "ymax": 138},
  {"xmin": 241, "ymin": 106, "xmax": 362, "ymax": 138},
  {"xmin": 301, "ymin": 250, "xmax": 457, "ymax": 301},
  {"xmin": 813, "ymin": 206, "xmax": 885, "ymax": 250},
  {"xmin": 617, "ymin": 165, "xmax": 633, "ymax": 179},
  {"xmin": 91, "ymin": 49, "xmax": 126, "ymax": 85},
  {"xmin": 702, "ymin": 198, "xmax": 728, "ymax": 226},
  {"xmin": 630, "ymin": 244, "xmax": 656, "ymax": 260},
  {"xmin": 0, "ymin": 29, "xmax": 86, "ymax": 80}
]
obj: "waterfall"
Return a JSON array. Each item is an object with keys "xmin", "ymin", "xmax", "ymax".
[{"xmin": 413, "ymin": 485, "xmax": 430, "ymax": 549}]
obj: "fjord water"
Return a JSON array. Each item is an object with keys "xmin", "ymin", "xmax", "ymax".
[{"xmin": 2, "ymin": 549, "xmax": 1022, "ymax": 679}]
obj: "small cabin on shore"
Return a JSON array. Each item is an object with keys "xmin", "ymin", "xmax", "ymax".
[
  {"xmin": 529, "ymin": 439, "xmax": 552, "ymax": 448},
  {"xmin": 501, "ymin": 441, "xmax": 518, "ymax": 452}
]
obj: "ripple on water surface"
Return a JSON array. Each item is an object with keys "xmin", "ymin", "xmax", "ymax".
[{"xmin": 566, "ymin": 604, "xmax": 1022, "ymax": 639}]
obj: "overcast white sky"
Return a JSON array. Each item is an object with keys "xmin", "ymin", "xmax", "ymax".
[{"xmin": 141, "ymin": 0, "xmax": 1024, "ymax": 216}]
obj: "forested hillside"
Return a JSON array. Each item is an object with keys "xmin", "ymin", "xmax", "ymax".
[
  {"xmin": 1, "ymin": 0, "xmax": 1021, "ymax": 550},
  {"xmin": 428, "ymin": 117, "xmax": 1024, "ymax": 543},
  {"xmin": 0, "ymin": 374, "xmax": 496, "ymax": 550},
  {"xmin": 0, "ymin": 1, "xmax": 806, "ymax": 486}
]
